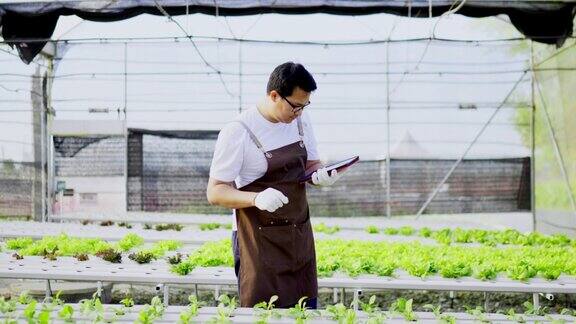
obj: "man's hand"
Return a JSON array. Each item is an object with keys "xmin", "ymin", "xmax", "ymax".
[
  {"xmin": 311, "ymin": 168, "xmax": 342, "ymax": 187},
  {"xmin": 254, "ymin": 188, "xmax": 289, "ymax": 212}
]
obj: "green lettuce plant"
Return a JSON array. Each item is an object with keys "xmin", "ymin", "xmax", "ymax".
[
  {"xmin": 389, "ymin": 298, "xmax": 417, "ymax": 322},
  {"xmin": 254, "ymin": 295, "xmax": 281, "ymax": 324},
  {"xmin": 178, "ymin": 295, "xmax": 201, "ymax": 324},
  {"xmin": 286, "ymin": 297, "xmax": 320, "ymax": 324},
  {"xmin": 313, "ymin": 223, "xmax": 341, "ymax": 234}
]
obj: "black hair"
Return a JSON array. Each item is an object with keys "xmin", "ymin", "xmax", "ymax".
[{"xmin": 266, "ymin": 62, "xmax": 317, "ymax": 97}]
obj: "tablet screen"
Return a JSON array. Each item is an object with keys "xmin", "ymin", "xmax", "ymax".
[{"xmin": 325, "ymin": 156, "xmax": 359, "ymax": 171}]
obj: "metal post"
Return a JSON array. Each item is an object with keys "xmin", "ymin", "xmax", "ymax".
[
  {"xmin": 214, "ymin": 285, "xmax": 220, "ymax": 304},
  {"xmin": 41, "ymin": 84, "xmax": 46, "ymax": 223},
  {"xmin": 124, "ymin": 42, "xmax": 128, "ymax": 120},
  {"xmin": 163, "ymin": 284, "xmax": 170, "ymax": 306},
  {"xmin": 39, "ymin": 52, "xmax": 56, "ymax": 223},
  {"xmin": 47, "ymin": 131, "xmax": 54, "ymax": 222},
  {"xmin": 530, "ymin": 40, "xmax": 536, "ymax": 232},
  {"xmin": 45, "ymin": 280, "xmax": 52, "ymax": 299},
  {"xmin": 333, "ymin": 288, "xmax": 339, "ymax": 304},
  {"xmin": 352, "ymin": 290, "xmax": 360, "ymax": 311},
  {"xmin": 40, "ymin": 59, "xmax": 50, "ymax": 223},
  {"xmin": 31, "ymin": 66, "xmax": 44, "ymax": 222},
  {"xmin": 385, "ymin": 25, "xmax": 392, "ymax": 218},
  {"xmin": 129, "ymin": 284, "xmax": 135, "ymax": 299},
  {"xmin": 124, "ymin": 42, "xmax": 129, "ymax": 213},
  {"xmin": 44, "ymin": 53, "xmax": 55, "ymax": 223},
  {"xmin": 96, "ymin": 281, "xmax": 103, "ymax": 299},
  {"xmin": 532, "ymin": 293, "xmax": 539, "ymax": 309}
]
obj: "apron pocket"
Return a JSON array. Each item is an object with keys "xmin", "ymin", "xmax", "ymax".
[{"xmin": 257, "ymin": 224, "xmax": 296, "ymax": 273}]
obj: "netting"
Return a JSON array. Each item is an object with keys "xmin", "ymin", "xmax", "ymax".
[
  {"xmin": 1, "ymin": 13, "xmax": 561, "ymax": 220},
  {"xmin": 0, "ymin": 161, "xmax": 37, "ymax": 218},
  {"xmin": 127, "ymin": 129, "xmax": 223, "ymax": 213},
  {"xmin": 527, "ymin": 36, "xmax": 576, "ymax": 235},
  {"xmin": 48, "ymin": 137, "xmax": 531, "ymax": 217},
  {"xmin": 0, "ymin": 46, "xmax": 38, "ymax": 219},
  {"xmin": 54, "ymin": 136, "xmax": 125, "ymax": 177},
  {"xmin": 308, "ymin": 158, "xmax": 530, "ymax": 216}
]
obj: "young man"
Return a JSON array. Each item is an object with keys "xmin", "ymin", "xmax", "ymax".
[{"xmin": 207, "ymin": 62, "xmax": 342, "ymax": 308}]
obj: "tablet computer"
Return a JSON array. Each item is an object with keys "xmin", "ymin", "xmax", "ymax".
[{"xmin": 300, "ymin": 156, "xmax": 359, "ymax": 183}]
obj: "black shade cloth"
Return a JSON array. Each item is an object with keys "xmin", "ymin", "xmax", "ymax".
[
  {"xmin": 129, "ymin": 128, "xmax": 219, "ymax": 141},
  {"xmin": 53, "ymin": 136, "xmax": 109, "ymax": 158},
  {"xmin": 1, "ymin": 0, "xmax": 574, "ymax": 64}
]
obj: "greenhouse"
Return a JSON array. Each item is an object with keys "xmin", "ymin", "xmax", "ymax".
[{"xmin": 0, "ymin": 0, "xmax": 575, "ymax": 323}]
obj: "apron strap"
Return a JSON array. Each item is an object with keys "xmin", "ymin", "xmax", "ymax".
[
  {"xmin": 235, "ymin": 121, "xmax": 272, "ymax": 159},
  {"xmin": 235, "ymin": 117, "xmax": 305, "ymax": 158},
  {"xmin": 296, "ymin": 117, "xmax": 305, "ymax": 148}
]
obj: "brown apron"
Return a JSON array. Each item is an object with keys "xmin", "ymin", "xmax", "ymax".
[{"xmin": 234, "ymin": 117, "xmax": 318, "ymax": 308}]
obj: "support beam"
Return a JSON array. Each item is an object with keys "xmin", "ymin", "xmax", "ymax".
[
  {"xmin": 123, "ymin": 42, "xmax": 129, "ymax": 214},
  {"xmin": 45, "ymin": 280, "xmax": 52, "ymax": 299},
  {"xmin": 530, "ymin": 40, "xmax": 537, "ymax": 232},
  {"xmin": 96, "ymin": 281, "xmax": 103, "ymax": 299},
  {"xmin": 333, "ymin": 288, "xmax": 339, "ymax": 304},
  {"xmin": 31, "ymin": 65, "xmax": 45, "ymax": 222},
  {"xmin": 214, "ymin": 285, "xmax": 220, "ymax": 305},
  {"xmin": 352, "ymin": 289, "xmax": 360, "ymax": 311},
  {"xmin": 385, "ymin": 31, "xmax": 392, "ymax": 218},
  {"xmin": 163, "ymin": 284, "xmax": 170, "ymax": 306}
]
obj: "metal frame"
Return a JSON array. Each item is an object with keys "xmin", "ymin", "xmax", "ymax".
[
  {"xmin": 0, "ymin": 221, "xmax": 227, "ymax": 244},
  {"xmin": 0, "ymin": 218, "xmax": 511, "ymax": 244},
  {"xmin": 530, "ymin": 40, "xmax": 537, "ymax": 232},
  {"xmin": 124, "ymin": 42, "xmax": 130, "ymax": 217},
  {"xmin": 3, "ymin": 304, "xmax": 573, "ymax": 323},
  {"xmin": 2, "ymin": 254, "xmax": 575, "ymax": 307},
  {"xmin": 385, "ymin": 23, "xmax": 392, "ymax": 218}
]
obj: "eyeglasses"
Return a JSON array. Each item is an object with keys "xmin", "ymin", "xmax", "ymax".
[{"xmin": 281, "ymin": 95, "xmax": 310, "ymax": 114}]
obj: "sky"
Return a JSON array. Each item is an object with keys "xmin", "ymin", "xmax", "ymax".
[{"xmin": 0, "ymin": 9, "xmax": 533, "ymax": 163}]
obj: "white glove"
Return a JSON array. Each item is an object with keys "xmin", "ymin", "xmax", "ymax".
[
  {"xmin": 254, "ymin": 188, "xmax": 289, "ymax": 213},
  {"xmin": 311, "ymin": 168, "xmax": 342, "ymax": 187}
]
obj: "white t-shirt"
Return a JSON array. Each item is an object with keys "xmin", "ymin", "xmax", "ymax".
[{"xmin": 209, "ymin": 107, "xmax": 320, "ymax": 230}]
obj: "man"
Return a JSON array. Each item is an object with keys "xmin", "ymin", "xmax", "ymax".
[{"xmin": 207, "ymin": 62, "xmax": 342, "ymax": 308}]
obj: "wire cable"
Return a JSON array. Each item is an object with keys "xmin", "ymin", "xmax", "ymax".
[
  {"xmin": 0, "ymin": 67, "xmax": 569, "ymax": 79},
  {"xmin": 391, "ymin": 0, "xmax": 468, "ymax": 96},
  {"xmin": 415, "ymin": 70, "xmax": 529, "ymax": 217},
  {"xmin": 3, "ymin": 35, "xmax": 571, "ymax": 46},
  {"xmin": 152, "ymin": 0, "xmax": 235, "ymax": 98}
]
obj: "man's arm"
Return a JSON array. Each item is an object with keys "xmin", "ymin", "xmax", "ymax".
[{"xmin": 206, "ymin": 177, "xmax": 258, "ymax": 209}]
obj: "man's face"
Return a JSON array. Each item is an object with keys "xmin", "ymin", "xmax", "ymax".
[{"xmin": 270, "ymin": 87, "xmax": 311, "ymax": 123}]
